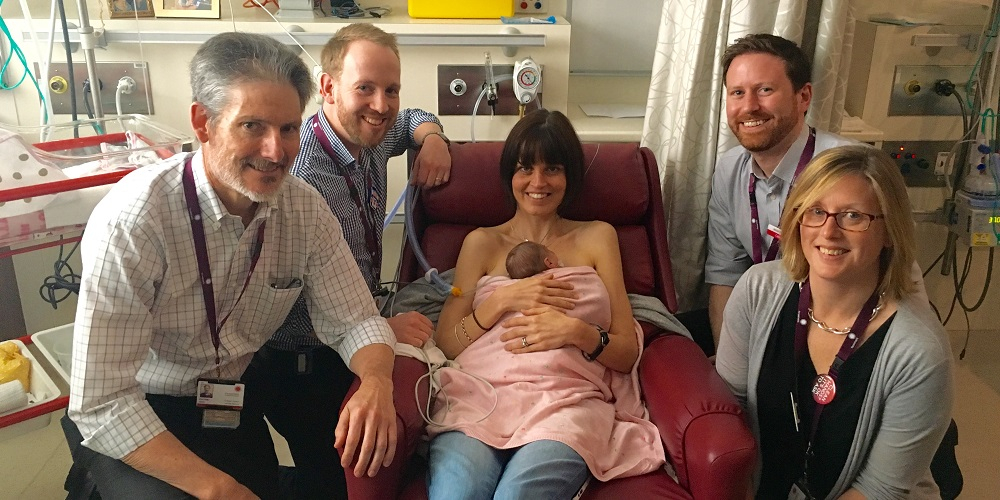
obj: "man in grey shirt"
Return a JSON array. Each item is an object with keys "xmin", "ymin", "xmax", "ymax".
[{"xmin": 705, "ymin": 34, "xmax": 854, "ymax": 348}]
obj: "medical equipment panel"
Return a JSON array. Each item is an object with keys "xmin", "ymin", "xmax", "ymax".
[
  {"xmin": 950, "ymin": 191, "xmax": 1000, "ymax": 246},
  {"xmin": 438, "ymin": 64, "xmax": 544, "ymax": 115}
]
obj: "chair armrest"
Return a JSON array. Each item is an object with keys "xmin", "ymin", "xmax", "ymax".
[
  {"xmin": 343, "ymin": 356, "xmax": 430, "ymax": 500},
  {"xmin": 639, "ymin": 333, "xmax": 756, "ymax": 500}
]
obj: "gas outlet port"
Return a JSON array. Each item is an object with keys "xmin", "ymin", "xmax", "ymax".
[{"xmin": 49, "ymin": 76, "xmax": 68, "ymax": 94}]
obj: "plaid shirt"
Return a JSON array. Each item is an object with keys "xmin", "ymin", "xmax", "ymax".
[
  {"xmin": 266, "ymin": 108, "xmax": 439, "ymax": 351},
  {"xmin": 69, "ymin": 150, "xmax": 393, "ymax": 458}
]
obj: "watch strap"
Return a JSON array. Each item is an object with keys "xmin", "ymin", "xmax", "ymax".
[
  {"xmin": 585, "ymin": 324, "xmax": 609, "ymax": 361},
  {"xmin": 424, "ymin": 131, "xmax": 450, "ymax": 146}
]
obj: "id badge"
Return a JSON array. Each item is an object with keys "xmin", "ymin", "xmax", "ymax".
[
  {"xmin": 788, "ymin": 480, "xmax": 812, "ymax": 500},
  {"xmin": 196, "ymin": 379, "xmax": 246, "ymax": 409},
  {"xmin": 197, "ymin": 379, "xmax": 245, "ymax": 430}
]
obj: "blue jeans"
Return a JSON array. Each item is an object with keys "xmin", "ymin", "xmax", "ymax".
[{"xmin": 427, "ymin": 431, "xmax": 589, "ymax": 500}]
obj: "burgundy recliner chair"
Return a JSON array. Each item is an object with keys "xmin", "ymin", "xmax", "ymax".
[{"xmin": 346, "ymin": 141, "xmax": 756, "ymax": 499}]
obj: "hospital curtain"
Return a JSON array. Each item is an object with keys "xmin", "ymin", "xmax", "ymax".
[{"xmin": 640, "ymin": 0, "xmax": 855, "ymax": 312}]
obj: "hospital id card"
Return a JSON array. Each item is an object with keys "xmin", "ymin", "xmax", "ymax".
[{"xmin": 196, "ymin": 379, "xmax": 245, "ymax": 410}]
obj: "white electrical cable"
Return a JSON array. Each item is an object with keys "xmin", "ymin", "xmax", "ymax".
[
  {"xmin": 18, "ymin": 0, "xmax": 54, "ymax": 128},
  {"xmin": 983, "ymin": 17, "xmax": 1000, "ymax": 117},
  {"xmin": 41, "ymin": 1, "xmax": 57, "ymax": 131},
  {"xmin": 250, "ymin": 0, "xmax": 321, "ymax": 69}
]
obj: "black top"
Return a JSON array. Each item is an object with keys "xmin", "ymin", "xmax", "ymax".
[{"xmin": 755, "ymin": 286, "xmax": 894, "ymax": 499}]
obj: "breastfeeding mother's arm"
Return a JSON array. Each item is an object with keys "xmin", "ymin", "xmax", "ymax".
[
  {"xmin": 436, "ymin": 228, "xmax": 578, "ymax": 359},
  {"xmin": 435, "ymin": 229, "xmax": 492, "ymax": 359},
  {"xmin": 501, "ymin": 221, "xmax": 637, "ymax": 372},
  {"xmin": 575, "ymin": 221, "xmax": 639, "ymax": 372}
]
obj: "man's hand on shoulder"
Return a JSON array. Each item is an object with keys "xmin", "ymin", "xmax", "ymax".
[
  {"xmin": 335, "ymin": 372, "xmax": 397, "ymax": 478},
  {"xmin": 387, "ymin": 311, "xmax": 433, "ymax": 347}
]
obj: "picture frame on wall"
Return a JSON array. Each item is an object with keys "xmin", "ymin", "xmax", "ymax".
[
  {"xmin": 155, "ymin": 0, "xmax": 220, "ymax": 18},
  {"xmin": 109, "ymin": 0, "xmax": 155, "ymax": 18}
]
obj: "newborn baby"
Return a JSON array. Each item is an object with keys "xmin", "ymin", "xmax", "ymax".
[{"xmin": 505, "ymin": 240, "xmax": 560, "ymax": 279}]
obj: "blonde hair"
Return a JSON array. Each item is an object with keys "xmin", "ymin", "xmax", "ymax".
[
  {"xmin": 321, "ymin": 23, "xmax": 399, "ymax": 78},
  {"xmin": 779, "ymin": 145, "xmax": 916, "ymax": 300}
]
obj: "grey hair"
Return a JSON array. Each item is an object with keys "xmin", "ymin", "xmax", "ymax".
[{"xmin": 189, "ymin": 32, "xmax": 313, "ymax": 121}]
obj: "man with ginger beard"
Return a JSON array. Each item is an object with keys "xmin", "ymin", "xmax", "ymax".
[
  {"xmin": 704, "ymin": 34, "xmax": 854, "ymax": 351},
  {"xmin": 245, "ymin": 23, "xmax": 452, "ymax": 499},
  {"xmin": 61, "ymin": 32, "xmax": 397, "ymax": 499}
]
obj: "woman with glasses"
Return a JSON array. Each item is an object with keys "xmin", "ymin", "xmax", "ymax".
[{"xmin": 716, "ymin": 145, "xmax": 953, "ymax": 499}]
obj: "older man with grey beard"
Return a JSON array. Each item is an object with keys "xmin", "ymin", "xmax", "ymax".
[{"xmin": 61, "ymin": 32, "xmax": 396, "ymax": 500}]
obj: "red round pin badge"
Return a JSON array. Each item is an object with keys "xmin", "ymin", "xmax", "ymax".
[{"xmin": 812, "ymin": 374, "xmax": 836, "ymax": 405}]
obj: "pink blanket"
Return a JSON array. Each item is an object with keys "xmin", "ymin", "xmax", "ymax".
[{"xmin": 428, "ymin": 267, "xmax": 665, "ymax": 480}]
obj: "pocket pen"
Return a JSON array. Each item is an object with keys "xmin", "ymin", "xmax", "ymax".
[{"xmin": 790, "ymin": 392, "xmax": 800, "ymax": 432}]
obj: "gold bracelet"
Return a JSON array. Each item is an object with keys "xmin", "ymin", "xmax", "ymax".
[
  {"xmin": 453, "ymin": 323, "xmax": 466, "ymax": 347},
  {"xmin": 461, "ymin": 316, "xmax": 473, "ymax": 345},
  {"xmin": 471, "ymin": 309, "xmax": 488, "ymax": 330}
]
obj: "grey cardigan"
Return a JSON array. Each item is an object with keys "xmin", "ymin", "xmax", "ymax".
[{"xmin": 716, "ymin": 262, "xmax": 953, "ymax": 499}]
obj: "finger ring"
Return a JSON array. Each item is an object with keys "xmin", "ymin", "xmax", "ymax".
[{"xmin": 521, "ymin": 336, "xmax": 529, "ymax": 348}]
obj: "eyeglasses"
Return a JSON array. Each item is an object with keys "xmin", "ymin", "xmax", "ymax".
[{"xmin": 798, "ymin": 207, "xmax": 884, "ymax": 232}]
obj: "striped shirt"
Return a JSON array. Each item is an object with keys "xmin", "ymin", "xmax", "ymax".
[
  {"xmin": 69, "ymin": 150, "xmax": 394, "ymax": 459},
  {"xmin": 266, "ymin": 108, "xmax": 440, "ymax": 351}
]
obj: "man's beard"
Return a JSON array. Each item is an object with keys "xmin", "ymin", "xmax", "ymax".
[
  {"xmin": 215, "ymin": 155, "xmax": 287, "ymax": 204},
  {"xmin": 732, "ymin": 113, "xmax": 797, "ymax": 153},
  {"xmin": 338, "ymin": 106, "xmax": 395, "ymax": 149}
]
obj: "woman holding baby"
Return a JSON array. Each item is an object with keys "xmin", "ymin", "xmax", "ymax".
[{"xmin": 426, "ymin": 109, "xmax": 663, "ymax": 499}]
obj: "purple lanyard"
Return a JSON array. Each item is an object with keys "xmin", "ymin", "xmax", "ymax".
[
  {"xmin": 749, "ymin": 128, "xmax": 816, "ymax": 264},
  {"xmin": 182, "ymin": 157, "xmax": 266, "ymax": 370},
  {"xmin": 309, "ymin": 114, "xmax": 381, "ymax": 277},
  {"xmin": 794, "ymin": 279, "xmax": 880, "ymax": 449}
]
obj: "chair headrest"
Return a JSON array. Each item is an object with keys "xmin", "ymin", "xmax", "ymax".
[{"xmin": 421, "ymin": 142, "xmax": 651, "ymax": 226}]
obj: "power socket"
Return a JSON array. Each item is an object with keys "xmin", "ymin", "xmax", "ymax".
[
  {"xmin": 515, "ymin": 0, "xmax": 546, "ymax": 14},
  {"xmin": 935, "ymin": 151, "xmax": 952, "ymax": 176}
]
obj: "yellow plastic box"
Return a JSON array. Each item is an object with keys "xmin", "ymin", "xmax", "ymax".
[{"xmin": 408, "ymin": 0, "xmax": 513, "ymax": 19}]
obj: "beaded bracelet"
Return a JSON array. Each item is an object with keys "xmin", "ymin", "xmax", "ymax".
[{"xmin": 460, "ymin": 316, "xmax": 474, "ymax": 345}]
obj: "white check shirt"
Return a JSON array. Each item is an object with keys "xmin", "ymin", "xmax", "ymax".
[{"xmin": 69, "ymin": 150, "xmax": 394, "ymax": 459}]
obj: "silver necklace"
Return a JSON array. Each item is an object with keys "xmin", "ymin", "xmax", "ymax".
[
  {"xmin": 512, "ymin": 217, "xmax": 559, "ymax": 244},
  {"xmin": 807, "ymin": 294, "xmax": 885, "ymax": 335}
]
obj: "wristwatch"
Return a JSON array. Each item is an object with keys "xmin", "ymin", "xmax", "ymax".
[
  {"xmin": 424, "ymin": 131, "xmax": 450, "ymax": 146},
  {"xmin": 584, "ymin": 324, "xmax": 609, "ymax": 361}
]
